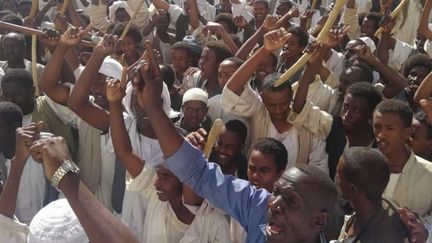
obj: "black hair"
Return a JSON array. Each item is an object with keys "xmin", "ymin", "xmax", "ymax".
[
  {"xmin": 214, "ymin": 13, "xmax": 238, "ymax": 34},
  {"xmin": 1, "ymin": 69, "xmax": 34, "ymax": 90},
  {"xmin": 362, "ymin": 12, "xmax": 383, "ymax": 30},
  {"xmin": 253, "ymin": 0, "xmax": 269, "ymax": 9},
  {"xmin": 287, "ymin": 164, "xmax": 337, "ymax": 211},
  {"xmin": 0, "ymin": 14, "xmax": 22, "ymax": 26},
  {"xmin": 402, "ymin": 54, "xmax": 432, "ymax": 78},
  {"xmin": 0, "ymin": 0, "xmax": 18, "ymax": 11},
  {"xmin": 225, "ymin": 119, "xmax": 247, "ymax": 144},
  {"xmin": 414, "ymin": 111, "xmax": 432, "ymax": 139},
  {"xmin": 0, "ymin": 101, "xmax": 23, "ymax": 127},
  {"xmin": 172, "ymin": 41, "xmax": 192, "ymax": 55},
  {"xmin": 161, "ymin": 65, "xmax": 176, "ymax": 88},
  {"xmin": 277, "ymin": 0, "xmax": 293, "ymax": 9},
  {"xmin": 222, "ymin": 56, "xmax": 244, "ymax": 68},
  {"xmin": 261, "ymin": 72, "xmax": 293, "ymax": 94},
  {"xmin": 346, "ymin": 82, "xmax": 382, "ymax": 112},
  {"xmin": 205, "ymin": 41, "xmax": 233, "ymax": 63},
  {"xmin": 375, "ymin": 99, "xmax": 413, "ymax": 128},
  {"xmin": 112, "ymin": 22, "xmax": 142, "ymax": 43},
  {"xmin": 252, "ymin": 137, "xmax": 288, "ymax": 173},
  {"xmin": 342, "ymin": 147, "xmax": 390, "ymax": 204},
  {"xmin": 349, "ymin": 63, "xmax": 374, "ymax": 83},
  {"xmin": 2, "ymin": 32, "xmax": 26, "ymax": 46},
  {"xmin": 287, "ymin": 26, "xmax": 309, "ymax": 47}
]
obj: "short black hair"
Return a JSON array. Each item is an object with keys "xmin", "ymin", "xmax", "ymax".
[
  {"xmin": 402, "ymin": 54, "xmax": 432, "ymax": 78},
  {"xmin": 112, "ymin": 22, "xmax": 142, "ymax": 43},
  {"xmin": 205, "ymin": 41, "xmax": 233, "ymax": 63},
  {"xmin": 342, "ymin": 147, "xmax": 390, "ymax": 204},
  {"xmin": 172, "ymin": 41, "xmax": 192, "ymax": 55},
  {"xmin": 414, "ymin": 111, "xmax": 432, "ymax": 139},
  {"xmin": 285, "ymin": 164, "xmax": 337, "ymax": 212},
  {"xmin": 287, "ymin": 26, "xmax": 309, "ymax": 47},
  {"xmin": 346, "ymin": 82, "xmax": 382, "ymax": 112},
  {"xmin": 222, "ymin": 56, "xmax": 244, "ymax": 68},
  {"xmin": 0, "ymin": 14, "xmax": 22, "ymax": 26},
  {"xmin": 225, "ymin": 119, "xmax": 247, "ymax": 144},
  {"xmin": 161, "ymin": 65, "xmax": 176, "ymax": 88},
  {"xmin": 1, "ymin": 69, "xmax": 34, "ymax": 90},
  {"xmin": 362, "ymin": 12, "xmax": 382, "ymax": 30},
  {"xmin": 253, "ymin": 0, "xmax": 269, "ymax": 9},
  {"xmin": 252, "ymin": 137, "xmax": 288, "ymax": 173},
  {"xmin": 261, "ymin": 72, "xmax": 293, "ymax": 94},
  {"xmin": 350, "ymin": 63, "xmax": 374, "ymax": 83},
  {"xmin": 375, "ymin": 99, "xmax": 413, "ymax": 128},
  {"xmin": 2, "ymin": 32, "xmax": 26, "ymax": 46},
  {"xmin": 278, "ymin": 0, "xmax": 293, "ymax": 9},
  {"xmin": 214, "ymin": 13, "xmax": 238, "ymax": 34},
  {"xmin": 0, "ymin": 101, "xmax": 23, "ymax": 127}
]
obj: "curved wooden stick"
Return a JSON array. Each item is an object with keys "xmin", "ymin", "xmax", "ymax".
[
  {"xmin": 29, "ymin": 0, "xmax": 39, "ymax": 19},
  {"xmin": 59, "ymin": 0, "xmax": 70, "ymax": 17},
  {"xmin": 203, "ymin": 119, "xmax": 224, "ymax": 158},
  {"xmin": 119, "ymin": 0, "xmax": 145, "ymax": 41},
  {"xmin": 29, "ymin": 0, "xmax": 39, "ymax": 95},
  {"xmin": 374, "ymin": 0, "xmax": 409, "ymax": 37},
  {"xmin": 274, "ymin": 0, "xmax": 347, "ymax": 87}
]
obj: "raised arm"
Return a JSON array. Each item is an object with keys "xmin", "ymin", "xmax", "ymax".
[
  {"xmin": 150, "ymin": 0, "xmax": 170, "ymax": 11},
  {"xmin": 39, "ymin": 28, "xmax": 87, "ymax": 105},
  {"xmin": 202, "ymin": 22, "xmax": 238, "ymax": 54},
  {"xmin": 106, "ymin": 79, "xmax": 144, "ymax": 178},
  {"xmin": 227, "ymin": 27, "xmax": 291, "ymax": 95},
  {"xmin": 356, "ymin": 45, "xmax": 407, "ymax": 98},
  {"xmin": 418, "ymin": 0, "xmax": 432, "ymax": 40},
  {"xmin": 30, "ymin": 137, "xmax": 139, "ymax": 243},
  {"xmin": 414, "ymin": 71, "xmax": 432, "ymax": 103},
  {"xmin": 186, "ymin": 0, "xmax": 199, "ymax": 30},
  {"xmin": 67, "ymin": 35, "xmax": 118, "ymax": 131},
  {"xmin": 0, "ymin": 124, "xmax": 41, "ymax": 218}
]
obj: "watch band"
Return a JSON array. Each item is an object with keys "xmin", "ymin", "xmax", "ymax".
[{"xmin": 50, "ymin": 160, "xmax": 79, "ymax": 190}]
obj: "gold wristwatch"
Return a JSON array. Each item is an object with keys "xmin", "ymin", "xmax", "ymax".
[{"xmin": 50, "ymin": 160, "xmax": 80, "ymax": 190}]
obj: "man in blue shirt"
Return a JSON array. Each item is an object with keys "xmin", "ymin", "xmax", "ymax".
[{"xmin": 134, "ymin": 28, "xmax": 338, "ymax": 243}]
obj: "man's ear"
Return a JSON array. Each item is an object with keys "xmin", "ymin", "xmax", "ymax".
[
  {"xmin": 404, "ymin": 126, "xmax": 413, "ymax": 141},
  {"xmin": 312, "ymin": 212, "xmax": 329, "ymax": 231}
]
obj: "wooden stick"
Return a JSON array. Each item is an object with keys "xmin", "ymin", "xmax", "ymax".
[
  {"xmin": 203, "ymin": 119, "xmax": 224, "ymax": 158},
  {"xmin": 0, "ymin": 21, "xmax": 96, "ymax": 47},
  {"xmin": 59, "ymin": 0, "xmax": 70, "ymax": 17},
  {"xmin": 29, "ymin": 0, "xmax": 38, "ymax": 19},
  {"xmin": 119, "ymin": 0, "xmax": 145, "ymax": 41},
  {"xmin": 29, "ymin": 0, "xmax": 39, "ymax": 95},
  {"xmin": 274, "ymin": 0, "xmax": 347, "ymax": 87},
  {"xmin": 374, "ymin": 0, "xmax": 409, "ymax": 37}
]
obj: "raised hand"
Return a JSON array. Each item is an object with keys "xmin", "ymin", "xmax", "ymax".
[
  {"xmin": 40, "ymin": 28, "xmax": 62, "ymax": 46},
  {"xmin": 355, "ymin": 44, "xmax": 376, "ymax": 63},
  {"xmin": 23, "ymin": 17, "xmax": 36, "ymax": 29},
  {"xmin": 16, "ymin": 122, "xmax": 43, "ymax": 162},
  {"xmin": 262, "ymin": 15, "xmax": 279, "ymax": 32},
  {"xmin": 399, "ymin": 207, "xmax": 429, "ymax": 243},
  {"xmin": 286, "ymin": 6, "xmax": 300, "ymax": 19},
  {"xmin": 29, "ymin": 137, "xmax": 72, "ymax": 182},
  {"xmin": 321, "ymin": 26, "xmax": 350, "ymax": 48},
  {"xmin": 106, "ymin": 70, "xmax": 127, "ymax": 103},
  {"xmin": 94, "ymin": 34, "xmax": 120, "ymax": 57},
  {"xmin": 135, "ymin": 62, "xmax": 163, "ymax": 111},
  {"xmin": 263, "ymin": 27, "xmax": 291, "ymax": 52},
  {"xmin": 379, "ymin": 15, "xmax": 396, "ymax": 35},
  {"xmin": 233, "ymin": 16, "xmax": 248, "ymax": 28},
  {"xmin": 185, "ymin": 128, "xmax": 208, "ymax": 150},
  {"xmin": 202, "ymin": 22, "xmax": 226, "ymax": 36},
  {"xmin": 300, "ymin": 9, "xmax": 315, "ymax": 21},
  {"xmin": 60, "ymin": 25, "xmax": 92, "ymax": 46}
]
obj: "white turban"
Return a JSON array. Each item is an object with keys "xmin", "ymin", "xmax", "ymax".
[
  {"xmin": 358, "ymin": 37, "xmax": 376, "ymax": 54},
  {"xmin": 99, "ymin": 56, "xmax": 123, "ymax": 80},
  {"xmin": 182, "ymin": 88, "xmax": 208, "ymax": 106},
  {"xmin": 108, "ymin": 1, "xmax": 133, "ymax": 22}
]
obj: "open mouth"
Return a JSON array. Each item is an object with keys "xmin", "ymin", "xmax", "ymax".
[
  {"xmin": 156, "ymin": 190, "xmax": 165, "ymax": 195},
  {"xmin": 266, "ymin": 222, "xmax": 283, "ymax": 236}
]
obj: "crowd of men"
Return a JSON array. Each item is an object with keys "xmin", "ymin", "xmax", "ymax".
[{"xmin": 0, "ymin": 0, "xmax": 432, "ymax": 242}]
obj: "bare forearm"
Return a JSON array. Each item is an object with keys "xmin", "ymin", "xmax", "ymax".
[
  {"xmin": 220, "ymin": 31, "xmax": 238, "ymax": 54},
  {"xmin": 150, "ymin": 0, "xmax": 170, "ymax": 11},
  {"xmin": 418, "ymin": 0, "xmax": 432, "ymax": 37},
  {"xmin": 61, "ymin": 176, "xmax": 139, "ymax": 243},
  {"xmin": 0, "ymin": 158, "xmax": 26, "ymax": 218},
  {"xmin": 228, "ymin": 47, "xmax": 271, "ymax": 95},
  {"xmin": 109, "ymin": 101, "xmax": 143, "ymax": 177},
  {"xmin": 370, "ymin": 57, "xmax": 407, "ymax": 98},
  {"xmin": 146, "ymin": 105, "xmax": 183, "ymax": 157},
  {"xmin": 414, "ymin": 71, "xmax": 432, "ymax": 103},
  {"xmin": 187, "ymin": 0, "xmax": 199, "ymax": 29},
  {"xmin": 236, "ymin": 27, "xmax": 264, "ymax": 60},
  {"xmin": 377, "ymin": 34, "xmax": 391, "ymax": 64}
]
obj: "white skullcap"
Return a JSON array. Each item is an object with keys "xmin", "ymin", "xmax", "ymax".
[
  {"xmin": 182, "ymin": 88, "xmax": 208, "ymax": 105},
  {"xmin": 28, "ymin": 199, "xmax": 88, "ymax": 243},
  {"xmin": 108, "ymin": 1, "xmax": 132, "ymax": 22},
  {"xmin": 123, "ymin": 82, "xmax": 180, "ymax": 119},
  {"xmin": 358, "ymin": 37, "xmax": 376, "ymax": 53},
  {"xmin": 99, "ymin": 56, "xmax": 123, "ymax": 81}
]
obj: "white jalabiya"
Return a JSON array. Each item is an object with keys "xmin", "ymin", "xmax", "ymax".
[{"xmin": 127, "ymin": 161, "xmax": 231, "ymax": 243}]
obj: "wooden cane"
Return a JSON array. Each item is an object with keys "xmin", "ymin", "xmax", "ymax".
[
  {"xmin": 374, "ymin": 0, "xmax": 409, "ymax": 37},
  {"xmin": 119, "ymin": 0, "xmax": 146, "ymax": 41},
  {"xmin": 203, "ymin": 119, "xmax": 224, "ymax": 158},
  {"xmin": 273, "ymin": 0, "xmax": 347, "ymax": 87},
  {"xmin": 29, "ymin": 0, "xmax": 39, "ymax": 95}
]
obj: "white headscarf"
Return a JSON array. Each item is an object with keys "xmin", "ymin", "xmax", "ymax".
[{"xmin": 108, "ymin": 1, "xmax": 133, "ymax": 22}]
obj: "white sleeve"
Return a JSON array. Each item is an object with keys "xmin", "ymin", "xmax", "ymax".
[
  {"xmin": 231, "ymin": 1, "xmax": 253, "ymax": 22},
  {"xmin": 44, "ymin": 89, "xmax": 78, "ymax": 127},
  {"xmin": 168, "ymin": 4, "xmax": 184, "ymax": 24},
  {"xmin": 0, "ymin": 214, "xmax": 28, "ymax": 243},
  {"xmin": 388, "ymin": 39, "xmax": 414, "ymax": 71},
  {"xmin": 308, "ymin": 137, "xmax": 329, "ymax": 176},
  {"xmin": 221, "ymin": 85, "xmax": 264, "ymax": 118}
]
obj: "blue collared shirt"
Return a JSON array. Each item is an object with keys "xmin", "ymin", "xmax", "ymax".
[{"xmin": 164, "ymin": 140, "xmax": 269, "ymax": 243}]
